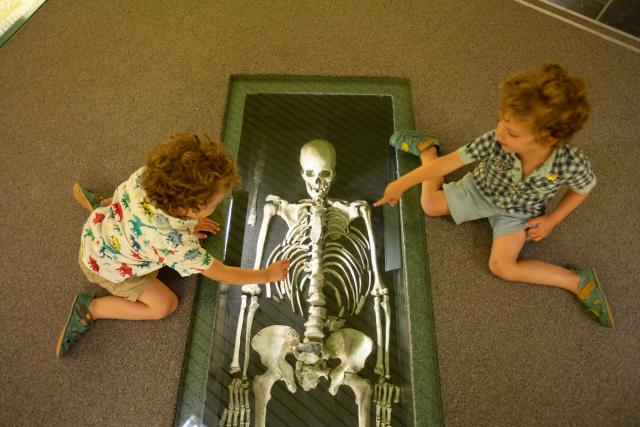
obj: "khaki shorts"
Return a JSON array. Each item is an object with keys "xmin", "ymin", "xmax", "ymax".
[{"xmin": 78, "ymin": 250, "xmax": 158, "ymax": 302}]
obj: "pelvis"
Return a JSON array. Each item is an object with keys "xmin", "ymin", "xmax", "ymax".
[{"xmin": 251, "ymin": 325, "xmax": 373, "ymax": 427}]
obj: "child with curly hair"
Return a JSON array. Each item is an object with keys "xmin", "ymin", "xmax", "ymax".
[
  {"xmin": 375, "ymin": 63, "xmax": 613, "ymax": 327},
  {"xmin": 56, "ymin": 133, "xmax": 290, "ymax": 357}
]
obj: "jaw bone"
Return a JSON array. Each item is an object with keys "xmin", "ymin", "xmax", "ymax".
[{"xmin": 251, "ymin": 325, "xmax": 300, "ymax": 427}]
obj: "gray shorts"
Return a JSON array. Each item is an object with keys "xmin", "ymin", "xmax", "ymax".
[{"xmin": 443, "ymin": 173, "xmax": 533, "ymax": 239}]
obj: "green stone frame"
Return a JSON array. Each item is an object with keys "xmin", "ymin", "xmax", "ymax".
[
  {"xmin": 0, "ymin": 0, "xmax": 47, "ymax": 48},
  {"xmin": 174, "ymin": 76, "xmax": 443, "ymax": 427}
]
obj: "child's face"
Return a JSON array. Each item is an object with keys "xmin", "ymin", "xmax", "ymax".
[
  {"xmin": 496, "ymin": 111, "xmax": 555, "ymax": 154},
  {"xmin": 188, "ymin": 188, "xmax": 230, "ymax": 219}
]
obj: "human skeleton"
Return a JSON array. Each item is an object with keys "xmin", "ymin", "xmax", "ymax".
[{"xmin": 219, "ymin": 139, "xmax": 399, "ymax": 427}]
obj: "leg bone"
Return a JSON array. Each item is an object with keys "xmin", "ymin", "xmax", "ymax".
[
  {"xmin": 251, "ymin": 325, "xmax": 300, "ymax": 427},
  {"xmin": 343, "ymin": 373, "xmax": 373, "ymax": 427}
]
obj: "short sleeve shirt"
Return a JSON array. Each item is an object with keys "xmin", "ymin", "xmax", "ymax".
[
  {"xmin": 458, "ymin": 130, "xmax": 596, "ymax": 217},
  {"xmin": 79, "ymin": 167, "xmax": 214, "ymax": 282}
]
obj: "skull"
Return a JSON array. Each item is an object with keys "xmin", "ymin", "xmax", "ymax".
[{"xmin": 300, "ymin": 139, "xmax": 336, "ymax": 199}]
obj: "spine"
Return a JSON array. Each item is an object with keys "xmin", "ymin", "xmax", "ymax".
[{"xmin": 303, "ymin": 204, "xmax": 327, "ymax": 342}]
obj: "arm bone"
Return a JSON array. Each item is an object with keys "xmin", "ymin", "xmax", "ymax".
[{"xmin": 252, "ymin": 201, "xmax": 277, "ymax": 297}]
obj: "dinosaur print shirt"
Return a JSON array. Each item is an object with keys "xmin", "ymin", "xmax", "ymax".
[{"xmin": 79, "ymin": 167, "xmax": 213, "ymax": 283}]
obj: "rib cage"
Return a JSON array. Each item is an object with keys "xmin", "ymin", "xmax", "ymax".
[{"xmin": 263, "ymin": 205, "xmax": 373, "ymax": 317}]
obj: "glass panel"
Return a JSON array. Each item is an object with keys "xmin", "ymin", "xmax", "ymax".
[{"xmin": 204, "ymin": 93, "xmax": 413, "ymax": 426}]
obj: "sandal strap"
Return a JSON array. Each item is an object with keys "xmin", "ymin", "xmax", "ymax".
[
  {"xmin": 575, "ymin": 267, "xmax": 613, "ymax": 327},
  {"xmin": 577, "ymin": 279, "xmax": 597, "ymax": 302},
  {"xmin": 389, "ymin": 130, "xmax": 441, "ymax": 156},
  {"xmin": 81, "ymin": 187, "xmax": 106, "ymax": 210},
  {"xmin": 62, "ymin": 294, "xmax": 94, "ymax": 344}
]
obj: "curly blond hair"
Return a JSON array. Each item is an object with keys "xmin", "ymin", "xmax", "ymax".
[
  {"xmin": 142, "ymin": 133, "xmax": 241, "ymax": 217},
  {"xmin": 499, "ymin": 63, "xmax": 590, "ymax": 143}
]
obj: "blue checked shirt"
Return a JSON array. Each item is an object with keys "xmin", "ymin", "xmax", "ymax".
[{"xmin": 458, "ymin": 130, "xmax": 596, "ymax": 217}]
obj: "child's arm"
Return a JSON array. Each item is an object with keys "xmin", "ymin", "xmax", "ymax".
[
  {"xmin": 547, "ymin": 189, "xmax": 590, "ymax": 224},
  {"xmin": 526, "ymin": 190, "xmax": 590, "ymax": 241},
  {"xmin": 200, "ymin": 258, "xmax": 289, "ymax": 285},
  {"xmin": 374, "ymin": 150, "xmax": 465, "ymax": 207}
]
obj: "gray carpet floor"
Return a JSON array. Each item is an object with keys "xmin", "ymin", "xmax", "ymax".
[{"xmin": 1, "ymin": 1, "xmax": 638, "ymax": 426}]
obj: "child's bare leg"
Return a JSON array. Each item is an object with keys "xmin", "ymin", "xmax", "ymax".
[
  {"xmin": 488, "ymin": 231, "xmax": 580, "ymax": 293},
  {"xmin": 89, "ymin": 279, "xmax": 178, "ymax": 320},
  {"xmin": 419, "ymin": 147, "xmax": 450, "ymax": 216}
]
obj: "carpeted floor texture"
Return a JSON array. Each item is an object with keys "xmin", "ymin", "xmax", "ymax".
[{"xmin": 1, "ymin": 1, "xmax": 638, "ymax": 426}]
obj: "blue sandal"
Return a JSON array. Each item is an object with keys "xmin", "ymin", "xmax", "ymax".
[
  {"xmin": 73, "ymin": 183, "xmax": 107, "ymax": 212},
  {"xmin": 56, "ymin": 293, "xmax": 95, "ymax": 357},
  {"xmin": 574, "ymin": 267, "xmax": 614, "ymax": 328},
  {"xmin": 389, "ymin": 130, "xmax": 441, "ymax": 156}
]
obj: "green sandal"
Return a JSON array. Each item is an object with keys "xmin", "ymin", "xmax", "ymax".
[
  {"xmin": 56, "ymin": 293, "xmax": 95, "ymax": 357},
  {"xmin": 389, "ymin": 130, "xmax": 441, "ymax": 156},
  {"xmin": 574, "ymin": 267, "xmax": 614, "ymax": 328},
  {"xmin": 73, "ymin": 183, "xmax": 107, "ymax": 212}
]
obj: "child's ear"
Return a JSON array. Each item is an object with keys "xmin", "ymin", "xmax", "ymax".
[
  {"xmin": 538, "ymin": 133, "xmax": 559, "ymax": 146},
  {"xmin": 546, "ymin": 136, "xmax": 559, "ymax": 146}
]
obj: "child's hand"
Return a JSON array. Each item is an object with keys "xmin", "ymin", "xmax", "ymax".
[
  {"xmin": 266, "ymin": 259, "xmax": 290, "ymax": 282},
  {"xmin": 526, "ymin": 215, "xmax": 557, "ymax": 241},
  {"xmin": 373, "ymin": 181, "xmax": 404, "ymax": 207},
  {"xmin": 194, "ymin": 218, "xmax": 221, "ymax": 239}
]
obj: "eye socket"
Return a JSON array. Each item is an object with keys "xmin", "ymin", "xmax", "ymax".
[{"xmin": 304, "ymin": 170, "xmax": 332, "ymax": 177}]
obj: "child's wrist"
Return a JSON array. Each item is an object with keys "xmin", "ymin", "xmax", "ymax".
[{"xmin": 547, "ymin": 213, "xmax": 562, "ymax": 225}]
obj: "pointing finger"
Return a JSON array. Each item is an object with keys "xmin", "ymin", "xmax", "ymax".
[{"xmin": 373, "ymin": 197, "xmax": 386, "ymax": 207}]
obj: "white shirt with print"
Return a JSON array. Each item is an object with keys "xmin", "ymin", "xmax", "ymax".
[{"xmin": 80, "ymin": 167, "xmax": 213, "ymax": 283}]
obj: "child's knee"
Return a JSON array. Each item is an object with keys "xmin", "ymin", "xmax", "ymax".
[
  {"xmin": 488, "ymin": 257, "xmax": 515, "ymax": 281},
  {"xmin": 422, "ymin": 206, "xmax": 438, "ymax": 217},
  {"xmin": 150, "ymin": 293, "xmax": 178, "ymax": 319},
  {"xmin": 422, "ymin": 205, "xmax": 443, "ymax": 218},
  {"xmin": 421, "ymin": 193, "xmax": 447, "ymax": 217}
]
